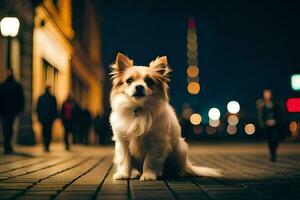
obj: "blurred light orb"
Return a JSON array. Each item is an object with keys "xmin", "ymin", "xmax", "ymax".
[
  {"xmin": 183, "ymin": 108, "xmax": 193, "ymax": 120},
  {"xmin": 245, "ymin": 123, "xmax": 255, "ymax": 135},
  {"xmin": 209, "ymin": 119, "xmax": 220, "ymax": 127},
  {"xmin": 291, "ymin": 74, "xmax": 300, "ymax": 91},
  {"xmin": 227, "ymin": 115, "xmax": 239, "ymax": 126},
  {"xmin": 206, "ymin": 126, "xmax": 216, "ymax": 135},
  {"xmin": 190, "ymin": 113, "xmax": 202, "ymax": 125},
  {"xmin": 227, "ymin": 125, "xmax": 237, "ymax": 135},
  {"xmin": 187, "ymin": 65, "xmax": 199, "ymax": 78},
  {"xmin": 289, "ymin": 121, "xmax": 298, "ymax": 134},
  {"xmin": 0, "ymin": 17, "xmax": 20, "ymax": 37},
  {"xmin": 227, "ymin": 101, "xmax": 240, "ymax": 114},
  {"xmin": 208, "ymin": 108, "xmax": 221, "ymax": 120},
  {"xmin": 193, "ymin": 125, "xmax": 203, "ymax": 135},
  {"xmin": 187, "ymin": 82, "xmax": 200, "ymax": 94}
]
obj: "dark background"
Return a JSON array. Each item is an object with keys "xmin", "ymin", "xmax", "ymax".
[{"xmin": 96, "ymin": 0, "xmax": 300, "ymax": 121}]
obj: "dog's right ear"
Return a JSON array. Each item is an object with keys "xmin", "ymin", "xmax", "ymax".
[
  {"xmin": 113, "ymin": 53, "xmax": 133, "ymax": 72},
  {"xmin": 110, "ymin": 53, "xmax": 133, "ymax": 85}
]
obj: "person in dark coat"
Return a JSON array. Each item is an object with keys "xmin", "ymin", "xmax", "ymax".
[
  {"xmin": 60, "ymin": 94, "xmax": 79, "ymax": 150},
  {"xmin": 0, "ymin": 69, "xmax": 25, "ymax": 154},
  {"xmin": 36, "ymin": 86, "xmax": 57, "ymax": 152},
  {"xmin": 259, "ymin": 89, "xmax": 281, "ymax": 162},
  {"xmin": 80, "ymin": 108, "xmax": 92, "ymax": 145}
]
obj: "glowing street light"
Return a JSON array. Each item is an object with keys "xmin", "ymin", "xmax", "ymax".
[
  {"xmin": 227, "ymin": 101, "xmax": 240, "ymax": 114},
  {"xmin": 190, "ymin": 113, "xmax": 202, "ymax": 125},
  {"xmin": 245, "ymin": 123, "xmax": 255, "ymax": 135},
  {"xmin": 208, "ymin": 108, "xmax": 220, "ymax": 120},
  {"xmin": 0, "ymin": 17, "xmax": 20, "ymax": 37},
  {"xmin": 0, "ymin": 17, "xmax": 20, "ymax": 69}
]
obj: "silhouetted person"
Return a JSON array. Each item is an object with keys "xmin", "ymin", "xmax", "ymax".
[
  {"xmin": 0, "ymin": 69, "xmax": 25, "ymax": 154},
  {"xmin": 36, "ymin": 86, "xmax": 57, "ymax": 152},
  {"xmin": 80, "ymin": 108, "xmax": 92, "ymax": 145},
  {"xmin": 94, "ymin": 113, "xmax": 104, "ymax": 144},
  {"xmin": 259, "ymin": 89, "xmax": 281, "ymax": 162},
  {"xmin": 60, "ymin": 94, "xmax": 78, "ymax": 150}
]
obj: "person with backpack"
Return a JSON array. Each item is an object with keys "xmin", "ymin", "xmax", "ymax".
[{"xmin": 60, "ymin": 93, "xmax": 79, "ymax": 150}]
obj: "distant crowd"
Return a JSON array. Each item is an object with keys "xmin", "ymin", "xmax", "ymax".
[{"xmin": 0, "ymin": 68, "xmax": 108, "ymax": 154}]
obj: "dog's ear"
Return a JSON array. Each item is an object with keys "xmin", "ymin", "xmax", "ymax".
[
  {"xmin": 115, "ymin": 53, "xmax": 133, "ymax": 71},
  {"xmin": 149, "ymin": 56, "xmax": 171, "ymax": 78},
  {"xmin": 110, "ymin": 53, "xmax": 133, "ymax": 83}
]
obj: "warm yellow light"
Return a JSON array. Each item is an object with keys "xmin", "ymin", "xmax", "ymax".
[
  {"xmin": 289, "ymin": 121, "xmax": 298, "ymax": 133},
  {"xmin": 187, "ymin": 82, "xmax": 200, "ymax": 94},
  {"xmin": 227, "ymin": 125, "xmax": 237, "ymax": 135},
  {"xmin": 182, "ymin": 107, "xmax": 193, "ymax": 120},
  {"xmin": 187, "ymin": 43, "xmax": 198, "ymax": 51},
  {"xmin": 209, "ymin": 119, "xmax": 220, "ymax": 127},
  {"xmin": 187, "ymin": 66, "xmax": 199, "ymax": 78},
  {"xmin": 227, "ymin": 115, "xmax": 239, "ymax": 126},
  {"xmin": 190, "ymin": 113, "xmax": 202, "ymax": 125},
  {"xmin": 245, "ymin": 123, "xmax": 255, "ymax": 135},
  {"xmin": 0, "ymin": 17, "xmax": 20, "ymax": 37}
]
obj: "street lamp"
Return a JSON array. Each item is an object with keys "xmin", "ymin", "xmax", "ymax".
[{"xmin": 0, "ymin": 17, "xmax": 20, "ymax": 69}]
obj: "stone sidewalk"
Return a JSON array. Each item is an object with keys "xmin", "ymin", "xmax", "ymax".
[{"xmin": 0, "ymin": 142, "xmax": 300, "ymax": 200}]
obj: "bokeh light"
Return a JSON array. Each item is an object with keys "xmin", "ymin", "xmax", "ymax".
[
  {"xmin": 209, "ymin": 119, "xmax": 220, "ymax": 127},
  {"xmin": 182, "ymin": 107, "xmax": 193, "ymax": 120},
  {"xmin": 190, "ymin": 113, "xmax": 202, "ymax": 125},
  {"xmin": 227, "ymin": 125, "xmax": 237, "ymax": 135},
  {"xmin": 187, "ymin": 66, "xmax": 199, "ymax": 78},
  {"xmin": 193, "ymin": 125, "xmax": 203, "ymax": 135},
  {"xmin": 208, "ymin": 108, "xmax": 221, "ymax": 120},
  {"xmin": 227, "ymin": 115, "xmax": 239, "ymax": 126},
  {"xmin": 227, "ymin": 101, "xmax": 240, "ymax": 114},
  {"xmin": 289, "ymin": 121, "xmax": 299, "ymax": 134},
  {"xmin": 291, "ymin": 74, "xmax": 300, "ymax": 91},
  {"xmin": 245, "ymin": 123, "xmax": 255, "ymax": 135},
  {"xmin": 206, "ymin": 125, "xmax": 216, "ymax": 135},
  {"xmin": 187, "ymin": 82, "xmax": 200, "ymax": 94}
]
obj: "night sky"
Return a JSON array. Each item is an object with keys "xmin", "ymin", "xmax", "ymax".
[{"xmin": 97, "ymin": 0, "xmax": 300, "ymax": 120}]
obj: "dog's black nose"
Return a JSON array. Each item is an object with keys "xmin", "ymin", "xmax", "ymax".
[{"xmin": 135, "ymin": 85, "xmax": 145, "ymax": 93}]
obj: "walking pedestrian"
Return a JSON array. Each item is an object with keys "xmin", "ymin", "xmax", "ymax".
[
  {"xmin": 36, "ymin": 86, "xmax": 57, "ymax": 152},
  {"xmin": 80, "ymin": 108, "xmax": 92, "ymax": 145},
  {"xmin": 258, "ymin": 89, "xmax": 281, "ymax": 162},
  {"xmin": 0, "ymin": 69, "xmax": 25, "ymax": 154},
  {"xmin": 60, "ymin": 93, "xmax": 78, "ymax": 150}
]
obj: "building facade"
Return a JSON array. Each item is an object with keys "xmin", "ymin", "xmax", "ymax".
[{"xmin": 0, "ymin": 0, "xmax": 104, "ymax": 144}]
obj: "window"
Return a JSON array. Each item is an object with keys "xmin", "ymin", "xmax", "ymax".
[{"xmin": 43, "ymin": 59, "xmax": 59, "ymax": 96}]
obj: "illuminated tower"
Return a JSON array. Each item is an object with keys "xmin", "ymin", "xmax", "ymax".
[{"xmin": 186, "ymin": 17, "xmax": 200, "ymax": 95}]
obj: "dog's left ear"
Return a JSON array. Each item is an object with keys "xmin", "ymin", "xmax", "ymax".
[{"xmin": 149, "ymin": 56, "xmax": 171, "ymax": 78}]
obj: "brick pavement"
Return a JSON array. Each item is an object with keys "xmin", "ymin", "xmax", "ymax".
[{"xmin": 0, "ymin": 142, "xmax": 299, "ymax": 200}]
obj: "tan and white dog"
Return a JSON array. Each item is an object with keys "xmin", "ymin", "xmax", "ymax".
[{"xmin": 110, "ymin": 53, "xmax": 220, "ymax": 181}]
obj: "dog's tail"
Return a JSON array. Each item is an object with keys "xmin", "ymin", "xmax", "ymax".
[{"xmin": 186, "ymin": 160, "xmax": 221, "ymax": 177}]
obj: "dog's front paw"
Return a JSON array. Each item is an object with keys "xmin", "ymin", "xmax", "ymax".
[
  {"xmin": 113, "ymin": 171, "xmax": 130, "ymax": 180},
  {"xmin": 130, "ymin": 168, "xmax": 141, "ymax": 179},
  {"xmin": 140, "ymin": 171, "xmax": 157, "ymax": 181}
]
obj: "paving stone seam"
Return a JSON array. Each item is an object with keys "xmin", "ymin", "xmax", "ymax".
[
  {"xmin": 90, "ymin": 164, "xmax": 113, "ymax": 200},
  {"xmin": 50, "ymin": 156, "xmax": 107, "ymax": 200},
  {"xmin": 12, "ymin": 157, "xmax": 91, "ymax": 200},
  {"xmin": 0, "ymin": 157, "xmax": 74, "ymax": 181}
]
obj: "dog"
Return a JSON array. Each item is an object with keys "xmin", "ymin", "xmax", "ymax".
[{"xmin": 110, "ymin": 53, "xmax": 220, "ymax": 181}]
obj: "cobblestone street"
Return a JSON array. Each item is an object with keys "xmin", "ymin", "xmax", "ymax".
[{"xmin": 0, "ymin": 142, "xmax": 300, "ymax": 200}]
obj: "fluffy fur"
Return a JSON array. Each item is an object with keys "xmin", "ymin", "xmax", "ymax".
[{"xmin": 110, "ymin": 53, "xmax": 220, "ymax": 181}]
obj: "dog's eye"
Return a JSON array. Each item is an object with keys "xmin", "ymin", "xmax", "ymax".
[
  {"xmin": 126, "ymin": 78, "xmax": 133, "ymax": 84},
  {"xmin": 144, "ymin": 77, "xmax": 155, "ymax": 87}
]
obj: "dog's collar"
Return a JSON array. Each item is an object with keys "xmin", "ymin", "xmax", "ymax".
[{"xmin": 133, "ymin": 107, "xmax": 142, "ymax": 117}]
